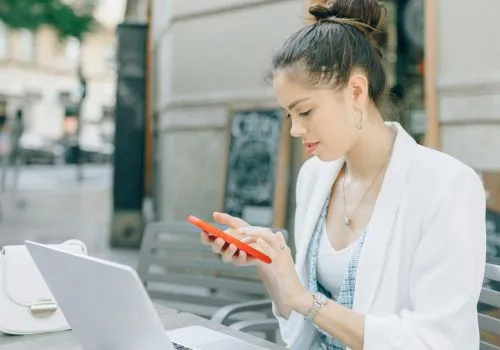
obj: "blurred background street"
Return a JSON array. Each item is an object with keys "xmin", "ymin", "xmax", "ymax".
[{"xmin": 0, "ymin": 164, "xmax": 137, "ymax": 267}]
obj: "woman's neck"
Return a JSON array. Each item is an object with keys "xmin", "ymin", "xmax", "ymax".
[{"xmin": 344, "ymin": 115, "xmax": 396, "ymax": 182}]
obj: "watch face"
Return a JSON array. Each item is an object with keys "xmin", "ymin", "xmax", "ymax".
[{"xmin": 315, "ymin": 292, "xmax": 327, "ymax": 304}]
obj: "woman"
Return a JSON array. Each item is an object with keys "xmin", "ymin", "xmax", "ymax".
[{"xmin": 201, "ymin": 1, "xmax": 486, "ymax": 349}]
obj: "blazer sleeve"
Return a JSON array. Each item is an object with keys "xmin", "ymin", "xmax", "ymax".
[
  {"xmin": 364, "ymin": 168, "xmax": 486, "ymax": 350},
  {"xmin": 271, "ymin": 158, "xmax": 314, "ymax": 345}
]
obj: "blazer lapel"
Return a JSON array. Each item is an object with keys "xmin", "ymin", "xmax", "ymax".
[
  {"xmin": 353, "ymin": 123, "xmax": 418, "ymax": 314},
  {"xmin": 295, "ymin": 159, "xmax": 343, "ymax": 284}
]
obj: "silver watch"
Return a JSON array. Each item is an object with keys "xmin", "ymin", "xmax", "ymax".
[{"xmin": 305, "ymin": 292, "xmax": 327, "ymax": 322}]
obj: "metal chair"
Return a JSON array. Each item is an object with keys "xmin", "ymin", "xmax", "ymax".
[
  {"xmin": 137, "ymin": 220, "xmax": 288, "ymax": 342},
  {"xmin": 212, "ymin": 299, "xmax": 280, "ymax": 341},
  {"xmin": 480, "ymin": 263, "xmax": 500, "ymax": 349}
]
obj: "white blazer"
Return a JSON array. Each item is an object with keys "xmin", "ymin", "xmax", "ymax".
[{"xmin": 273, "ymin": 123, "xmax": 486, "ymax": 350}]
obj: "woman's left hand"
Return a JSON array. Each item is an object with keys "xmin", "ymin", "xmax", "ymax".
[{"xmin": 237, "ymin": 226, "xmax": 310, "ymax": 309}]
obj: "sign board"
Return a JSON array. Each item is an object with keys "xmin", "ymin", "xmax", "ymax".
[{"xmin": 221, "ymin": 108, "xmax": 289, "ymax": 228}]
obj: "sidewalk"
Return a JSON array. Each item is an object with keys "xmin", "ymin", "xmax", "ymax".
[{"xmin": 0, "ymin": 164, "xmax": 138, "ymax": 267}]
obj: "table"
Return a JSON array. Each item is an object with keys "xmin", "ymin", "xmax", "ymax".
[{"xmin": 0, "ymin": 306, "xmax": 286, "ymax": 349}]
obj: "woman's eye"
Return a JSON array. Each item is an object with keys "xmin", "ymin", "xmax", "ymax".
[
  {"xmin": 299, "ymin": 109, "xmax": 312, "ymax": 117},
  {"xmin": 286, "ymin": 113, "xmax": 291, "ymax": 119}
]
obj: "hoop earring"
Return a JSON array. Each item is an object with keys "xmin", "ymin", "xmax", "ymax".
[{"xmin": 354, "ymin": 109, "xmax": 363, "ymax": 130}]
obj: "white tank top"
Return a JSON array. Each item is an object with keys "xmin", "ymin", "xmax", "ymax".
[{"xmin": 317, "ymin": 223, "xmax": 360, "ymax": 300}]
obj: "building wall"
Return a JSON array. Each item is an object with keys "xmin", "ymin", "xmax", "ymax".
[
  {"xmin": 436, "ymin": 0, "xmax": 500, "ymax": 171},
  {"xmin": 151, "ymin": 0, "xmax": 420, "ymax": 232},
  {"xmin": 0, "ymin": 22, "xmax": 117, "ymax": 146},
  {"xmin": 153, "ymin": 0, "xmax": 305, "ymax": 225}
]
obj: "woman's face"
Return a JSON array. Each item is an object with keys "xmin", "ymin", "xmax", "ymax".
[{"xmin": 273, "ymin": 71, "xmax": 361, "ymax": 162}]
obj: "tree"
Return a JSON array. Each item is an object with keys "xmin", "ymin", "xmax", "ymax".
[{"xmin": 0, "ymin": 0, "xmax": 95, "ymax": 39}]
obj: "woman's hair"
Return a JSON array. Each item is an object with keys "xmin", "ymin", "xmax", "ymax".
[{"xmin": 271, "ymin": 0, "xmax": 388, "ymax": 107}]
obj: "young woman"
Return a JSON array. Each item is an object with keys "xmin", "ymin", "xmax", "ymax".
[{"xmin": 201, "ymin": 1, "xmax": 486, "ymax": 349}]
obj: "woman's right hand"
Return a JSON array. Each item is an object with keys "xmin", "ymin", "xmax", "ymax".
[{"xmin": 200, "ymin": 212, "xmax": 260, "ymax": 266}]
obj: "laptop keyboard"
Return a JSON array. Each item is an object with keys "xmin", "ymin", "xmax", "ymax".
[{"xmin": 173, "ymin": 342, "xmax": 193, "ymax": 350}]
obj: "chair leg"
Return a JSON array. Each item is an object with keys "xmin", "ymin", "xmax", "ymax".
[
  {"xmin": 230, "ymin": 318, "xmax": 279, "ymax": 343},
  {"xmin": 264, "ymin": 329, "xmax": 276, "ymax": 343}
]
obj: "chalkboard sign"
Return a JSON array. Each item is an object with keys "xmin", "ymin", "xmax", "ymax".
[{"xmin": 221, "ymin": 109, "xmax": 289, "ymax": 227}]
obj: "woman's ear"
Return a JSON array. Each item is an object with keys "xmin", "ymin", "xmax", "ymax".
[{"xmin": 347, "ymin": 73, "xmax": 369, "ymax": 107}]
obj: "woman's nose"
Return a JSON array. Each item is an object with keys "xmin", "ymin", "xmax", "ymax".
[{"xmin": 290, "ymin": 119, "xmax": 306, "ymax": 138}]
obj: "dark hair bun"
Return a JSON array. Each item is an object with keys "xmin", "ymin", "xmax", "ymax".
[
  {"xmin": 308, "ymin": 3, "xmax": 334, "ymax": 21},
  {"xmin": 308, "ymin": 0, "xmax": 386, "ymax": 52}
]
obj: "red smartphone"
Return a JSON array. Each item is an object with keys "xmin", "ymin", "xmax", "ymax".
[{"xmin": 188, "ymin": 215, "xmax": 272, "ymax": 264}]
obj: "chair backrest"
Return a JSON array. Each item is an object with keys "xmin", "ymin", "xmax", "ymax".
[
  {"xmin": 479, "ymin": 263, "xmax": 500, "ymax": 349},
  {"xmin": 137, "ymin": 221, "xmax": 288, "ymax": 318}
]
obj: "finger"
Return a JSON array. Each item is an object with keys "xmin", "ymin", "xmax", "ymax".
[
  {"xmin": 256, "ymin": 238, "xmax": 276, "ymax": 258},
  {"xmin": 200, "ymin": 231, "xmax": 215, "ymax": 245},
  {"xmin": 211, "ymin": 238, "xmax": 225, "ymax": 254},
  {"xmin": 275, "ymin": 231, "xmax": 288, "ymax": 247},
  {"xmin": 239, "ymin": 226, "xmax": 264, "ymax": 233},
  {"xmin": 240, "ymin": 236, "xmax": 258, "ymax": 244},
  {"xmin": 237, "ymin": 226, "xmax": 273, "ymax": 239},
  {"xmin": 235, "ymin": 250, "xmax": 248, "ymax": 265},
  {"xmin": 239, "ymin": 227, "xmax": 280, "ymax": 251},
  {"xmin": 213, "ymin": 212, "xmax": 248, "ymax": 229},
  {"xmin": 221, "ymin": 244, "xmax": 238, "ymax": 263},
  {"xmin": 200, "ymin": 231, "xmax": 211, "ymax": 245}
]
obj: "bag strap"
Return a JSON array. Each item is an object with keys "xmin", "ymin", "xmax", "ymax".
[
  {"xmin": 61, "ymin": 239, "xmax": 87, "ymax": 255},
  {"xmin": 1, "ymin": 240, "xmax": 87, "ymax": 308}
]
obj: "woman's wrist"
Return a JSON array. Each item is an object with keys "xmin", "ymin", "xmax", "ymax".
[
  {"xmin": 289, "ymin": 290, "xmax": 315, "ymax": 315},
  {"xmin": 256, "ymin": 261, "xmax": 274, "ymax": 276}
]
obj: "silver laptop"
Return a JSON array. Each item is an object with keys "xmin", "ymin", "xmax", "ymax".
[{"xmin": 25, "ymin": 241, "xmax": 266, "ymax": 350}]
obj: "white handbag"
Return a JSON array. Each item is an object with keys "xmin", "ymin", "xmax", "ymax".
[{"xmin": 0, "ymin": 239, "xmax": 87, "ymax": 335}]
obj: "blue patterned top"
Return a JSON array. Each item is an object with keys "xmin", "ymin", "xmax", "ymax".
[{"xmin": 306, "ymin": 194, "xmax": 367, "ymax": 349}]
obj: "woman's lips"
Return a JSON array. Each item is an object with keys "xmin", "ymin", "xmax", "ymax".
[{"xmin": 304, "ymin": 142, "xmax": 320, "ymax": 154}]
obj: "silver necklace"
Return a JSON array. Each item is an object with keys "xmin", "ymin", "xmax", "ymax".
[{"xmin": 342, "ymin": 144, "xmax": 394, "ymax": 226}]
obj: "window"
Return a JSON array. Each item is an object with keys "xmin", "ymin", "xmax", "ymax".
[
  {"xmin": 65, "ymin": 37, "xmax": 80, "ymax": 68},
  {"xmin": 19, "ymin": 29, "xmax": 35, "ymax": 63},
  {"xmin": 102, "ymin": 45, "xmax": 116, "ymax": 71},
  {"xmin": 0, "ymin": 21, "xmax": 9, "ymax": 60}
]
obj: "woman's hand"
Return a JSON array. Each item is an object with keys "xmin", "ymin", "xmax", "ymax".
[
  {"xmin": 199, "ymin": 212, "xmax": 261, "ymax": 266},
  {"xmin": 236, "ymin": 226, "xmax": 310, "ymax": 309}
]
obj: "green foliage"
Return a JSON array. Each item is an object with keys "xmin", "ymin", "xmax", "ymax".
[{"xmin": 0, "ymin": 0, "xmax": 94, "ymax": 39}]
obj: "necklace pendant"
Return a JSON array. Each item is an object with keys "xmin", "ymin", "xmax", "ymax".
[{"xmin": 344, "ymin": 216, "xmax": 351, "ymax": 226}]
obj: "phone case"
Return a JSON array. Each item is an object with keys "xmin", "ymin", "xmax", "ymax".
[{"xmin": 188, "ymin": 215, "xmax": 272, "ymax": 264}]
